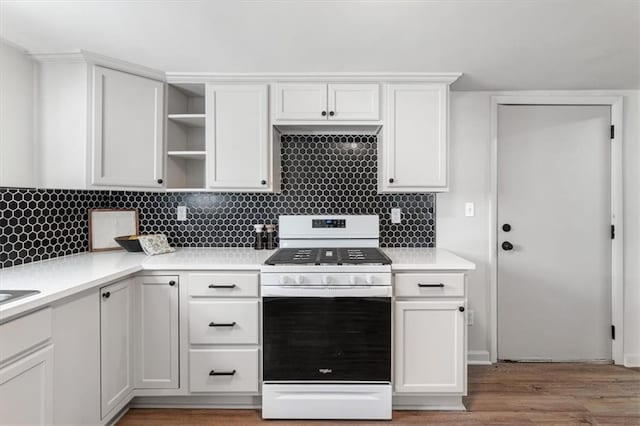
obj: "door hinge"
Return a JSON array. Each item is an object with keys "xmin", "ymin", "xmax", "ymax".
[
  {"xmin": 611, "ymin": 325, "xmax": 616, "ymax": 340},
  {"xmin": 610, "ymin": 125, "xmax": 615, "ymax": 139},
  {"xmin": 611, "ymin": 224, "xmax": 615, "ymax": 239}
]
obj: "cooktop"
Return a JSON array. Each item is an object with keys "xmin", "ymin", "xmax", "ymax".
[{"xmin": 264, "ymin": 247, "xmax": 392, "ymax": 266}]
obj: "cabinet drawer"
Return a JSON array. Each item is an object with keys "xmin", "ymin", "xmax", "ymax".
[
  {"xmin": 188, "ymin": 273, "xmax": 259, "ymax": 297},
  {"xmin": 394, "ymin": 273, "xmax": 465, "ymax": 297},
  {"xmin": 189, "ymin": 349, "xmax": 259, "ymax": 393},
  {"xmin": 0, "ymin": 308, "xmax": 52, "ymax": 364},
  {"xmin": 189, "ymin": 300, "xmax": 259, "ymax": 344}
]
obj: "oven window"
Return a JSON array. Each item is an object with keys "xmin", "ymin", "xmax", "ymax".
[{"xmin": 263, "ymin": 297, "xmax": 391, "ymax": 382}]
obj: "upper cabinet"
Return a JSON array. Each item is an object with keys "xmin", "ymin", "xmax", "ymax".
[
  {"xmin": 380, "ymin": 83, "xmax": 449, "ymax": 192},
  {"xmin": 274, "ymin": 83, "xmax": 379, "ymax": 122},
  {"xmin": 91, "ymin": 66, "xmax": 164, "ymax": 188},
  {"xmin": 206, "ymin": 84, "xmax": 275, "ymax": 192},
  {"xmin": 33, "ymin": 52, "xmax": 166, "ymax": 190}
]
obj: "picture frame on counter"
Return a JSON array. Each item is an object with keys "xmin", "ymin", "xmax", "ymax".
[{"xmin": 88, "ymin": 208, "xmax": 139, "ymax": 252}]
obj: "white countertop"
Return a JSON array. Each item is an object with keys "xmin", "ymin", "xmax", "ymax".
[{"xmin": 0, "ymin": 247, "xmax": 474, "ymax": 321}]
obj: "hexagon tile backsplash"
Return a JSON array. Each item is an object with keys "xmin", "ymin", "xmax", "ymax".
[{"xmin": 1, "ymin": 135, "xmax": 435, "ymax": 268}]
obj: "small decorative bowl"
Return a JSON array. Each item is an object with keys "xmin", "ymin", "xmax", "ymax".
[{"xmin": 114, "ymin": 235, "xmax": 143, "ymax": 252}]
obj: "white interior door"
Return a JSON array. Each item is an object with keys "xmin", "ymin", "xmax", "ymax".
[{"xmin": 497, "ymin": 105, "xmax": 612, "ymax": 362}]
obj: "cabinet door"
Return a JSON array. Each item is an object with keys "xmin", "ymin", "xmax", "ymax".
[
  {"xmin": 91, "ymin": 66, "xmax": 164, "ymax": 188},
  {"xmin": 0, "ymin": 345, "xmax": 53, "ymax": 425},
  {"xmin": 274, "ymin": 83, "xmax": 328, "ymax": 121},
  {"xmin": 383, "ymin": 84, "xmax": 448, "ymax": 192},
  {"xmin": 394, "ymin": 300, "xmax": 465, "ymax": 393},
  {"xmin": 100, "ymin": 279, "xmax": 133, "ymax": 417},
  {"xmin": 207, "ymin": 84, "xmax": 270, "ymax": 190},
  {"xmin": 133, "ymin": 276, "xmax": 179, "ymax": 389},
  {"xmin": 328, "ymin": 84, "xmax": 379, "ymax": 121}
]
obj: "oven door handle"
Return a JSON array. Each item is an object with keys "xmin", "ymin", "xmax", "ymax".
[{"xmin": 261, "ymin": 285, "xmax": 392, "ymax": 297}]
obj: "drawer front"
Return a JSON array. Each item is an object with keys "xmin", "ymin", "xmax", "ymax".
[
  {"xmin": 0, "ymin": 308, "xmax": 52, "ymax": 364},
  {"xmin": 189, "ymin": 300, "xmax": 259, "ymax": 344},
  {"xmin": 188, "ymin": 273, "xmax": 259, "ymax": 298},
  {"xmin": 189, "ymin": 349, "xmax": 259, "ymax": 393},
  {"xmin": 394, "ymin": 273, "xmax": 465, "ymax": 297}
]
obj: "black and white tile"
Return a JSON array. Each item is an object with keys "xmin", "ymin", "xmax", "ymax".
[{"xmin": 1, "ymin": 134, "xmax": 435, "ymax": 269}]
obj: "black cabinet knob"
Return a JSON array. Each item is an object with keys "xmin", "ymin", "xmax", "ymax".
[
  {"xmin": 321, "ymin": 111, "xmax": 327, "ymax": 116},
  {"xmin": 502, "ymin": 241, "xmax": 514, "ymax": 251},
  {"xmin": 389, "ymin": 178, "xmax": 394, "ymax": 183},
  {"xmin": 102, "ymin": 291, "xmax": 110, "ymax": 299},
  {"xmin": 329, "ymin": 111, "xmax": 335, "ymax": 116},
  {"xmin": 157, "ymin": 179, "xmax": 163, "ymax": 184},
  {"xmin": 459, "ymin": 306, "xmax": 465, "ymax": 312},
  {"xmin": 169, "ymin": 280, "xmax": 176, "ymax": 286},
  {"xmin": 260, "ymin": 180, "xmax": 267, "ymax": 185},
  {"xmin": 502, "ymin": 224, "xmax": 512, "ymax": 232}
]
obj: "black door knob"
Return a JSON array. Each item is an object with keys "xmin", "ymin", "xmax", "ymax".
[
  {"xmin": 329, "ymin": 111, "xmax": 335, "ymax": 116},
  {"xmin": 459, "ymin": 306, "xmax": 465, "ymax": 312},
  {"xmin": 502, "ymin": 224, "xmax": 511, "ymax": 232},
  {"xmin": 157, "ymin": 179, "xmax": 163, "ymax": 184},
  {"xmin": 321, "ymin": 111, "xmax": 327, "ymax": 116},
  {"xmin": 260, "ymin": 180, "xmax": 267, "ymax": 185},
  {"xmin": 389, "ymin": 178, "xmax": 394, "ymax": 183},
  {"xmin": 169, "ymin": 280, "xmax": 176, "ymax": 286},
  {"xmin": 502, "ymin": 241, "xmax": 514, "ymax": 251},
  {"xmin": 102, "ymin": 291, "xmax": 110, "ymax": 299}
]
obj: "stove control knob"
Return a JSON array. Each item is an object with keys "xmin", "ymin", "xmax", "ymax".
[
  {"xmin": 322, "ymin": 275, "xmax": 333, "ymax": 285},
  {"xmin": 365, "ymin": 275, "xmax": 374, "ymax": 285},
  {"xmin": 279, "ymin": 275, "xmax": 290, "ymax": 285},
  {"xmin": 349, "ymin": 276, "xmax": 357, "ymax": 285},
  {"xmin": 294, "ymin": 275, "xmax": 304, "ymax": 285}
]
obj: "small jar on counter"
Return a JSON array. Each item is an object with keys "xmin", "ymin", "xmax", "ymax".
[
  {"xmin": 265, "ymin": 224, "xmax": 276, "ymax": 250},
  {"xmin": 253, "ymin": 224, "xmax": 264, "ymax": 250}
]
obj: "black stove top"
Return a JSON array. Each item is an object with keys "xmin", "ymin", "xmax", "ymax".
[{"xmin": 264, "ymin": 247, "xmax": 392, "ymax": 266}]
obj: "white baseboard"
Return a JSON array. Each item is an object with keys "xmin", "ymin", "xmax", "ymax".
[
  {"xmin": 624, "ymin": 353, "xmax": 640, "ymax": 367},
  {"xmin": 468, "ymin": 350, "xmax": 491, "ymax": 365}
]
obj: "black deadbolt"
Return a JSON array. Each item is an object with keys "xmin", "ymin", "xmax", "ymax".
[
  {"xmin": 502, "ymin": 224, "xmax": 511, "ymax": 232},
  {"xmin": 502, "ymin": 241, "xmax": 514, "ymax": 251}
]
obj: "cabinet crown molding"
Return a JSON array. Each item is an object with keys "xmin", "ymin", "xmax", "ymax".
[
  {"xmin": 28, "ymin": 50, "xmax": 166, "ymax": 81},
  {"xmin": 166, "ymin": 72, "xmax": 462, "ymax": 84}
]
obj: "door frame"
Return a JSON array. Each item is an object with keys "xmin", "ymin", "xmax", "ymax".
[{"xmin": 490, "ymin": 95, "xmax": 624, "ymax": 364}]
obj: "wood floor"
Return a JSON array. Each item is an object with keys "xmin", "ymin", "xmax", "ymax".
[{"xmin": 118, "ymin": 363, "xmax": 640, "ymax": 425}]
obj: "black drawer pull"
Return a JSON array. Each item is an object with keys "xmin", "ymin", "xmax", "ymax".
[
  {"xmin": 209, "ymin": 369, "xmax": 236, "ymax": 376},
  {"xmin": 418, "ymin": 283, "xmax": 445, "ymax": 288},
  {"xmin": 209, "ymin": 322, "xmax": 236, "ymax": 327},
  {"xmin": 208, "ymin": 284, "xmax": 236, "ymax": 289}
]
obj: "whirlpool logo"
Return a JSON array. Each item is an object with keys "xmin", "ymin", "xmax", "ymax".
[{"xmin": 318, "ymin": 368, "xmax": 333, "ymax": 374}]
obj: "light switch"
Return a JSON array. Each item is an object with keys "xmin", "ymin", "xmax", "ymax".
[
  {"xmin": 465, "ymin": 202, "xmax": 475, "ymax": 217},
  {"xmin": 177, "ymin": 205, "xmax": 187, "ymax": 221},
  {"xmin": 391, "ymin": 208, "xmax": 402, "ymax": 224}
]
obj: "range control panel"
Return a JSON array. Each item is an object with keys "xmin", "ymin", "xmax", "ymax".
[{"xmin": 312, "ymin": 218, "xmax": 346, "ymax": 229}]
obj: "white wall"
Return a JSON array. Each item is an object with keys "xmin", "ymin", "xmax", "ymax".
[
  {"xmin": 439, "ymin": 90, "xmax": 640, "ymax": 367},
  {"xmin": 0, "ymin": 39, "xmax": 35, "ymax": 187}
]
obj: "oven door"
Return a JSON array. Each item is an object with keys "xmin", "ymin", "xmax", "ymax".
[{"xmin": 263, "ymin": 294, "xmax": 391, "ymax": 382}]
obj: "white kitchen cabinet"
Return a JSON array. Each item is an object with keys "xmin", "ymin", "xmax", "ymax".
[
  {"xmin": 91, "ymin": 65, "xmax": 165, "ymax": 188},
  {"xmin": 0, "ymin": 345, "xmax": 53, "ymax": 425},
  {"xmin": 33, "ymin": 52, "xmax": 166, "ymax": 190},
  {"xmin": 381, "ymin": 83, "xmax": 449, "ymax": 192},
  {"xmin": 274, "ymin": 83, "xmax": 379, "ymax": 121},
  {"xmin": 394, "ymin": 300, "xmax": 465, "ymax": 393},
  {"xmin": 133, "ymin": 275, "xmax": 179, "ymax": 389},
  {"xmin": 206, "ymin": 84, "xmax": 272, "ymax": 191},
  {"xmin": 100, "ymin": 278, "xmax": 134, "ymax": 418}
]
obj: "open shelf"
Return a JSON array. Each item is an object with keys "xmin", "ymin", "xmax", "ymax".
[
  {"xmin": 168, "ymin": 114, "xmax": 205, "ymax": 128},
  {"xmin": 167, "ymin": 150, "xmax": 206, "ymax": 159}
]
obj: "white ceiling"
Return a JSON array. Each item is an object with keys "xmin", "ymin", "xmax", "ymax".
[{"xmin": 1, "ymin": 0, "xmax": 638, "ymax": 90}]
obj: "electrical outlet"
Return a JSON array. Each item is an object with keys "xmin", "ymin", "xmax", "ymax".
[
  {"xmin": 391, "ymin": 208, "xmax": 402, "ymax": 224},
  {"xmin": 465, "ymin": 202, "xmax": 475, "ymax": 217},
  {"xmin": 177, "ymin": 205, "xmax": 187, "ymax": 221},
  {"xmin": 467, "ymin": 309, "xmax": 474, "ymax": 326}
]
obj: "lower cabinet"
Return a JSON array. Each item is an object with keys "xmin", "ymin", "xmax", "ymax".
[
  {"xmin": 0, "ymin": 345, "xmax": 53, "ymax": 425},
  {"xmin": 100, "ymin": 278, "xmax": 134, "ymax": 417},
  {"xmin": 133, "ymin": 275, "xmax": 179, "ymax": 389},
  {"xmin": 394, "ymin": 300, "xmax": 465, "ymax": 393}
]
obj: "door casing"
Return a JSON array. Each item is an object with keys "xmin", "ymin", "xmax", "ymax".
[{"xmin": 489, "ymin": 94, "xmax": 624, "ymax": 364}]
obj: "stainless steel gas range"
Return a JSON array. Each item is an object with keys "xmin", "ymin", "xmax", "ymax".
[{"xmin": 260, "ymin": 215, "xmax": 393, "ymax": 420}]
